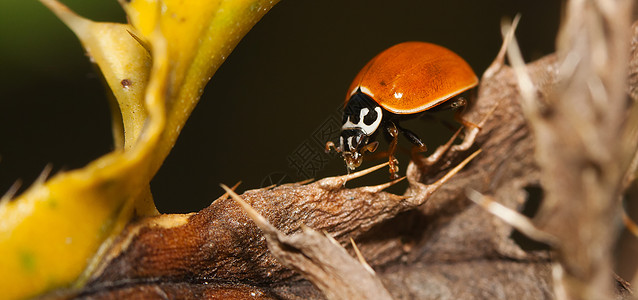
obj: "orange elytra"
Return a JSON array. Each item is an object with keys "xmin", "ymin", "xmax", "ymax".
[{"xmin": 326, "ymin": 41, "xmax": 478, "ymax": 178}]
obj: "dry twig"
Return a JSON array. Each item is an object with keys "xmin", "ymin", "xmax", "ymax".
[{"xmin": 42, "ymin": 6, "xmax": 638, "ymax": 300}]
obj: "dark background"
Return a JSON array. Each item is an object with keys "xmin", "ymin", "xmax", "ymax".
[{"xmin": 0, "ymin": 0, "xmax": 560, "ymax": 213}]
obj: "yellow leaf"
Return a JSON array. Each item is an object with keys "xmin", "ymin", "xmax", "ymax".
[
  {"xmin": 41, "ymin": 0, "xmax": 152, "ymax": 150},
  {"xmin": 124, "ymin": 0, "xmax": 282, "ymax": 176},
  {"xmin": 0, "ymin": 0, "xmax": 280, "ymax": 298}
]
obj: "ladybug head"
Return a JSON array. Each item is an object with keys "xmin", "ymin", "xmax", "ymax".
[
  {"xmin": 332, "ymin": 92, "xmax": 384, "ymax": 170},
  {"xmin": 326, "ymin": 91, "xmax": 383, "ymax": 170},
  {"xmin": 338, "ymin": 129, "xmax": 379, "ymax": 170}
]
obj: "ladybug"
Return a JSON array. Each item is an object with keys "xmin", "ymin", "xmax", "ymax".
[{"xmin": 326, "ymin": 42, "xmax": 478, "ymax": 178}]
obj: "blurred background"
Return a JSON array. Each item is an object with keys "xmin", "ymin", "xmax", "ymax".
[{"xmin": 0, "ymin": 1, "xmax": 560, "ymax": 212}]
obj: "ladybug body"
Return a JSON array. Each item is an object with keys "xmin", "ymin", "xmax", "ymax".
[{"xmin": 327, "ymin": 42, "xmax": 478, "ymax": 177}]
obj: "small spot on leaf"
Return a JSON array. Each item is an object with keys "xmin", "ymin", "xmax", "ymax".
[
  {"xmin": 47, "ymin": 197, "xmax": 58, "ymax": 209},
  {"xmin": 19, "ymin": 250, "xmax": 36, "ymax": 273},
  {"xmin": 120, "ymin": 79, "xmax": 132, "ymax": 89}
]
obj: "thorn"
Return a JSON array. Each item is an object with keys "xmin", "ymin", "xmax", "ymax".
[
  {"xmin": 450, "ymin": 126, "xmax": 464, "ymax": 143},
  {"xmin": 350, "ymin": 237, "xmax": 375, "ymax": 275},
  {"xmin": 318, "ymin": 162, "xmax": 389, "ymax": 189},
  {"xmin": 423, "ymin": 149, "xmax": 482, "ymax": 195},
  {"xmin": 260, "ymin": 184, "xmax": 277, "ymax": 190},
  {"xmin": 409, "ymin": 149, "xmax": 483, "ymax": 206},
  {"xmin": 483, "ymin": 14, "xmax": 521, "ymax": 80},
  {"xmin": 1, "ymin": 179, "xmax": 22, "ymax": 204},
  {"xmin": 477, "ymin": 99, "xmax": 501, "ymax": 129},
  {"xmin": 220, "ymin": 184, "xmax": 276, "ymax": 234},
  {"xmin": 409, "ymin": 149, "xmax": 482, "ymax": 206},
  {"xmin": 342, "ymin": 162, "xmax": 389, "ymax": 181},
  {"xmin": 323, "ymin": 230, "xmax": 341, "ymax": 247},
  {"xmin": 34, "ymin": 164, "xmax": 53, "ymax": 187},
  {"xmin": 466, "ymin": 188, "xmax": 559, "ymax": 246},
  {"xmin": 622, "ymin": 208, "xmax": 638, "ymax": 238},
  {"xmin": 296, "ymin": 178, "xmax": 314, "ymax": 185},
  {"xmin": 423, "ymin": 127, "xmax": 463, "ymax": 165},
  {"xmin": 361, "ymin": 176, "xmax": 405, "ymax": 193},
  {"xmin": 501, "ymin": 15, "xmax": 540, "ymax": 119},
  {"xmin": 552, "ymin": 263, "xmax": 569, "ymax": 300},
  {"xmin": 215, "ymin": 181, "xmax": 241, "ymax": 203},
  {"xmin": 126, "ymin": 29, "xmax": 151, "ymax": 54}
]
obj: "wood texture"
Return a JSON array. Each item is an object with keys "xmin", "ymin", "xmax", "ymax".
[{"xmin": 45, "ymin": 16, "xmax": 638, "ymax": 300}]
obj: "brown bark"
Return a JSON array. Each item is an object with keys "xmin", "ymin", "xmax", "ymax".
[{"xmin": 45, "ymin": 9, "xmax": 638, "ymax": 300}]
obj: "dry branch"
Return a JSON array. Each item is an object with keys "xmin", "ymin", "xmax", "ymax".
[
  {"xmin": 43, "ymin": 16, "xmax": 638, "ymax": 300},
  {"xmin": 520, "ymin": 1, "xmax": 635, "ymax": 299},
  {"xmin": 220, "ymin": 184, "xmax": 393, "ymax": 300}
]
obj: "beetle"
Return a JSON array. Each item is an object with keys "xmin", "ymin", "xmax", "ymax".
[{"xmin": 326, "ymin": 42, "xmax": 479, "ymax": 178}]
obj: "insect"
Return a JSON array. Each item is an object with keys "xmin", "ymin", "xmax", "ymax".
[{"xmin": 326, "ymin": 42, "xmax": 479, "ymax": 179}]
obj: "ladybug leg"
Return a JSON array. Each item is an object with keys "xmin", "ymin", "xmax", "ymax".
[
  {"xmin": 395, "ymin": 124, "xmax": 429, "ymax": 164},
  {"xmin": 325, "ymin": 141, "xmax": 340, "ymax": 153},
  {"xmin": 397, "ymin": 125, "xmax": 425, "ymax": 148},
  {"xmin": 361, "ymin": 141, "xmax": 379, "ymax": 153},
  {"xmin": 451, "ymin": 99, "xmax": 498, "ymax": 153},
  {"xmin": 396, "ymin": 121, "xmax": 462, "ymax": 168},
  {"xmin": 385, "ymin": 122, "xmax": 400, "ymax": 179},
  {"xmin": 451, "ymin": 118, "xmax": 480, "ymax": 152},
  {"xmin": 448, "ymin": 88, "xmax": 498, "ymax": 153},
  {"xmin": 413, "ymin": 95, "xmax": 471, "ymax": 166}
]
